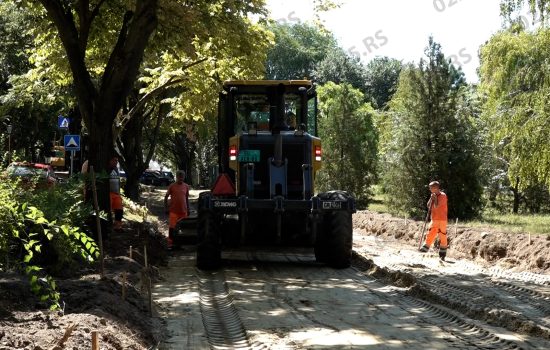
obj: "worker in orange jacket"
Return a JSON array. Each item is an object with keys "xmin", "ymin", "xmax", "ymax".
[
  {"xmin": 419, "ymin": 181, "xmax": 448, "ymax": 260},
  {"xmin": 164, "ymin": 170, "xmax": 190, "ymax": 249}
]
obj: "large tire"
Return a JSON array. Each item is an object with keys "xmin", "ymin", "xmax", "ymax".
[
  {"xmin": 196, "ymin": 193, "xmax": 221, "ymax": 270},
  {"xmin": 316, "ymin": 191, "xmax": 353, "ymax": 268},
  {"xmin": 314, "ymin": 217, "xmax": 328, "ymax": 263}
]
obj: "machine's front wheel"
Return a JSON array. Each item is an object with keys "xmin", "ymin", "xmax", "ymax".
[
  {"xmin": 316, "ymin": 191, "xmax": 353, "ymax": 268},
  {"xmin": 196, "ymin": 194, "xmax": 221, "ymax": 270}
]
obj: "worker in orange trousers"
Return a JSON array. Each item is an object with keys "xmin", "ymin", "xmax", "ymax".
[
  {"xmin": 164, "ymin": 170, "xmax": 190, "ymax": 249},
  {"xmin": 419, "ymin": 181, "xmax": 448, "ymax": 260}
]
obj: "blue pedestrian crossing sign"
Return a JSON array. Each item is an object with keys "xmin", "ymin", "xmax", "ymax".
[
  {"xmin": 58, "ymin": 116, "xmax": 70, "ymax": 129},
  {"xmin": 64, "ymin": 135, "xmax": 80, "ymax": 151}
]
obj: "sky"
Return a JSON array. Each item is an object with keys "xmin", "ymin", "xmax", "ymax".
[{"xmin": 266, "ymin": 0, "xmax": 512, "ymax": 82}]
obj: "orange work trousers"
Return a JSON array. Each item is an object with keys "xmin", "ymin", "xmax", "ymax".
[
  {"xmin": 169, "ymin": 212, "xmax": 188, "ymax": 229},
  {"xmin": 426, "ymin": 220, "xmax": 448, "ymax": 248}
]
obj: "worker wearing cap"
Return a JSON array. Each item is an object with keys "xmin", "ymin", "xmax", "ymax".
[
  {"xmin": 164, "ymin": 170, "xmax": 190, "ymax": 249},
  {"xmin": 419, "ymin": 181, "xmax": 448, "ymax": 260}
]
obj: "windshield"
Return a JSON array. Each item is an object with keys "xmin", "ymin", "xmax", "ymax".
[
  {"xmin": 234, "ymin": 94, "xmax": 271, "ymax": 132},
  {"xmin": 233, "ymin": 93, "xmax": 305, "ymax": 133}
]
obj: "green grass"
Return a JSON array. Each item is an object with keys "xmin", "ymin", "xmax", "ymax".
[
  {"xmin": 464, "ymin": 213, "xmax": 550, "ymax": 235},
  {"xmin": 367, "ymin": 191, "xmax": 391, "ymax": 214}
]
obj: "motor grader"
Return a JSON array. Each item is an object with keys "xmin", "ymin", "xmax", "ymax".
[{"xmin": 196, "ymin": 80, "xmax": 355, "ymax": 269}]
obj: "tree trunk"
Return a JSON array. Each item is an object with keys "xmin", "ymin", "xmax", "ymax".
[
  {"xmin": 119, "ymin": 108, "xmax": 147, "ymax": 201},
  {"xmin": 37, "ymin": 0, "xmax": 159, "ymax": 215},
  {"xmin": 512, "ymin": 177, "xmax": 521, "ymax": 214},
  {"xmin": 172, "ymin": 132, "xmax": 197, "ymax": 186},
  {"xmin": 88, "ymin": 112, "xmax": 115, "ymax": 219}
]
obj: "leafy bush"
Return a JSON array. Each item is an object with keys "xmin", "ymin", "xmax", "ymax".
[{"xmin": 0, "ymin": 177, "xmax": 98, "ymax": 309}]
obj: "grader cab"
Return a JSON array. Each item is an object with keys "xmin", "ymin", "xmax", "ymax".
[{"xmin": 196, "ymin": 80, "xmax": 355, "ymax": 269}]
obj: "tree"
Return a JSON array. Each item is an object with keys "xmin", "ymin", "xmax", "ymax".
[
  {"xmin": 265, "ymin": 22, "xmax": 338, "ymax": 80},
  {"xmin": 316, "ymin": 82, "xmax": 378, "ymax": 205},
  {"xmin": 12, "ymin": 0, "xmax": 269, "ymax": 212},
  {"xmin": 383, "ymin": 38, "xmax": 482, "ymax": 219},
  {"xmin": 314, "ymin": 48, "xmax": 366, "ymax": 92},
  {"xmin": 479, "ymin": 27, "xmax": 550, "ymax": 210},
  {"xmin": 500, "ymin": 0, "xmax": 550, "ymax": 23},
  {"xmin": 364, "ymin": 57, "xmax": 403, "ymax": 110},
  {"xmin": 0, "ymin": 2, "xmax": 32, "ymax": 94},
  {"xmin": 0, "ymin": 2, "xmax": 73, "ymax": 165}
]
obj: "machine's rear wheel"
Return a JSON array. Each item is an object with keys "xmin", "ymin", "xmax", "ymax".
[
  {"xmin": 315, "ymin": 191, "xmax": 353, "ymax": 268},
  {"xmin": 196, "ymin": 193, "xmax": 221, "ymax": 270}
]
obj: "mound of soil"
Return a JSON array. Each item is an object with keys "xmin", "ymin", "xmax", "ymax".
[
  {"xmin": 0, "ymin": 220, "xmax": 168, "ymax": 350},
  {"xmin": 353, "ymin": 210, "xmax": 550, "ymax": 273}
]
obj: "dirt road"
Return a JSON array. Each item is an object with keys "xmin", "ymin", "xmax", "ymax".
[
  {"xmin": 153, "ymin": 240, "xmax": 550, "ymax": 349},
  {"xmin": 144, "ymin": 188, "xmax": 549, "ymax": 349}
]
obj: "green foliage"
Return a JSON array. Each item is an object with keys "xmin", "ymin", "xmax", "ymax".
[
  {"xmin": 500, "ymin": 0, "xmax": 550, "ymax": 23},
  {"xmin": 265, "ymin": 22, "xmax": 338, "ymax": 80},
  {"xmin": 0, "ymin": 1, "xmax": 32, "ymax": 93},
  {"xmin": 0, "ymin": 178, "xmax": 98, "ymax": 309},
  {"xmin": 316, "ymin": 82, "xmax": 378, "ymax": 205},
  {"xmin": 314, "ymin": 48, "xmax": 367, "ymax": 93},
  {"xmin": 364, "ymin": 57, "xmax": 403, "ymax": 110},
  {"xmin": 479, "ymin": 28, "xmax": 550, "ymax": 193},
  {"xmin": 383, "ymin": 38, "xmax": 482, "ymax": 219}
]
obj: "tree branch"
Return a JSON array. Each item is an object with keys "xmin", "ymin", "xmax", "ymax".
[
  {"xmin": 38, "ymin": 0, "xmax": 98, "ymax": 125},
  {"xmin": 144, "ymin": 104, "xmax": 167, "ymax": 167},
  {"xmin": 120, "ymin": 57, "xmax": 207, "ymax": 129},
  {"xmin": 90, "ymin": 0, "xmax": 107, "ymax": 21},
  {"xmin": 98, "ymin": 0, "xmax": 159, "ymax": 120}
]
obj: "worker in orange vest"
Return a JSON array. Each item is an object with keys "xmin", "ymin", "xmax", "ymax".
[
  {"xmin": 164, "ymin": 170, "xmax": 190, "ymax": 249},
  {"xmin": 419, "ymin": 181, "xmax": 448, "ymax": 260}
]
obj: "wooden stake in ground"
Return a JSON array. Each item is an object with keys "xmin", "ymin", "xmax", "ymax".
[
  {"xmin": 142, "ymin": 245, "xmax": 153, "ymax": 316},
  {"xmin": 144, "ymin": 245, "xmax": 148, "ymax": 269},
  {"xmin": 91, "ymin": 331, "xmax": 99, "ymax": 350},
  {"xmin": 49, "ymin": 323, "xmax": 78, "ymax": 350},
  {"xmin": 90, "ymin": 166, "xmax": 105, "ymax": 278},
  {"xmin": 129, "ymin": 245, "xmax": 133, "ymax": 259}
]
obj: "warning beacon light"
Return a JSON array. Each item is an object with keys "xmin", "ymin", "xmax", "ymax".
[
  {"xmin": 229, "ymin": 145, "xmax": 237, "ymax": 161},
  {"xmin": 315, "ymin": 145, "xmax": 322, "ymax": 162}
]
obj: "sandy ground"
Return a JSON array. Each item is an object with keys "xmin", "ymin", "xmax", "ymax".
[
  {"xmin": 152, "ymin": 207, "xmax": 550, "ymax": 349},
  {"xmin": 2, "ymin": 187, "xmax": 549, "ymax": 349}
]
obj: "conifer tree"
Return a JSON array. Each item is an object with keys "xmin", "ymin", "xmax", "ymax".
[{"xmin": 383, "ymin": 38, "xmax": 482, "ymax": 219}]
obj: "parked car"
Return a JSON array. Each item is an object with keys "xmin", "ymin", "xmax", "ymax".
[
  {"xmin": 6, "ymin": 162, "xmax": 58, "ymax": 188},
  {"xmin": 159, "ymin": 170, "xmax": 175, "ymax": 183},
  {"xmin": 139, "ymin": 170, "xmax": 170, "ymax": 186}
]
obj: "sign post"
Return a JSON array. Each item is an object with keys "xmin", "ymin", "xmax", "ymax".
[{"xmin": 64, "ymin": 135, "xmax": 80, "ymax": 176}]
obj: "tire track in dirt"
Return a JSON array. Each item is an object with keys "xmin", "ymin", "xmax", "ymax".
[
  {"xmin": 198, "ymin": 269, "xmax": 270, "ymax": 350},
  {"xmin": 222, "ymin": 249, "xmax": 534, "ymax": 349},
  {"xmin": 351, "ymin": 253, "xmax": 550, "ymax": 348},
  {"xmin": 354, "ymin": 230, "xmax": 550, "ymax": 338},
  {"xmin": 403, "ymin": 297, "xmax": 522, "ymax": 350},
  {"xmin": 489, "ymin": 280, "xmax": 550, "ymax": 323},
  {"xmin": 341, "ymin": 266, "xmax": 535, "ymax": 350},
  {"xmin": 198, "ymin": 271, "xmax": 251, "ymax": 349},
  {"xmin": 223, "ymin": 250, "xmax": 438, "ymax": 348}
]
